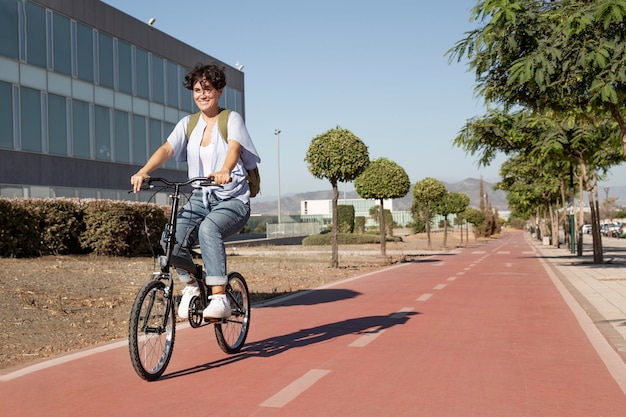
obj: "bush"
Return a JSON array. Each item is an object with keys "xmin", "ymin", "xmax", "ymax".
[
  {"xmin": 29, "ymin": 199, "xmax": 85, "ymax": 255},
  {"xmin": 81, "ymin": 201, "xmax": 167, "ymax": 256},
  {"xmin": 0, "ymin": 198, "xmax": 41, "ymax": 257},
  {"xmin": 302, "ymin": 233, "xmax": 401, "ymax": 246},
  {"xmin": 338, "ymin": 205, "xmax": 355, "ymax": 233}
]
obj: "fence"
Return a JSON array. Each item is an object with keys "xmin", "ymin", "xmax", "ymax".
[{"xmin": 266, "ymin": 222, "xmax": 321, "ymax": 239}]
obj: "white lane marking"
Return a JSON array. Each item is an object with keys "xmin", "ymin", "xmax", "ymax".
[
  {"xmin": 434, "ymin": 284, "xmax": 447, "ymax": 290},
  {"xmin": 0, "ymin": 339, "xmax": 128, "ymax": 382},
  {"xmin": 433, "ymin": 262, "xmax": 444, "ymax": 267},
  {"xmin": 349, "ymin": 329, "xmax": 386, "ymax": 347},
  {"xmin": 447, "ymin": 276, "xmax": 457, "ymax": 282},
  {"xmin": 260, "ymin": 369, "xmax": 331, "ymax": 408},
  {"xmin": 497, "ymin": 251, "xmax": 510, "ymax": 255},
  {"xmin": 472, "ymin": 251, "xmax": 486, "ymax": 254},
  {"xmin": 417, "ymin": 293, "xmax": 433, "ymax": 302},
  {"xmin": 390, "ymin": 307, "xmax": 414, "ymax": 319},
  {"xmin": 456, "ymin": 272, "xmax": 465, "ymax": 276}
]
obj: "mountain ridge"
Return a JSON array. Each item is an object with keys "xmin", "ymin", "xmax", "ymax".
[{"xmin": 251, "ymin": 178, "xmax": 509, "ymax": 216}]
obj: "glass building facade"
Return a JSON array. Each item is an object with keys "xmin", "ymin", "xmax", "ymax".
[{"xmin": 0, "ymin": 0, "xmax": 245, "ymax": 200}]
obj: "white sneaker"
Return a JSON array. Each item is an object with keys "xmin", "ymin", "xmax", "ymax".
[
  {"xmin": 178, "ymin": 283, "xmax": 200, "ymax": 319},
  {"xmin": 203, "ymin": 294, "xmax": 232, "ymax": 319}
]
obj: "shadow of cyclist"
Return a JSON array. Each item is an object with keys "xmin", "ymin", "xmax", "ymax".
[{"xmin": 160, "ymin": 310, "xmax": 419, "ymax": 380}]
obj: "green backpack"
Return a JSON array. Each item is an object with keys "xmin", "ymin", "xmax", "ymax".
[{"xmin": 186, "ymin": 109, "xmax": 260, "ymax": 197}]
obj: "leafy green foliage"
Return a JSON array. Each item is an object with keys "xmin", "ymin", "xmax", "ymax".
[
  {"xmin": 354, "ymin": 158, "xmax": 411, "ymax": 200},
  {"xmin": 338, "ymin": 205, "xmax": 355, "ymax": 233},
  {"xmin": 412, "ymin": 177, "xmax": 447, "ymax": 249},
  {"xmin": 302, "ymin": 233, "xmax": 400, "ymax": 246},
  {"xmin": 0, "ymin": 198, "xmax": 167, "ymax": 258},
  {"xmin": 304, "ymin": 127, "xmax": 370, "ymax": 185},
  {"xmin": 0, "ymin": 199, "xmax": 40, "ymax": 257},
  {"xmin": 81, "ymin": 201, "xmax": 166, "ymax": 256},
  {"xmin": 355, "ymin": 157, "xmax": 410, "ymax": 255}
]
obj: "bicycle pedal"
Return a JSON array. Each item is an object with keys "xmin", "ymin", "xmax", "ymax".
[{"xmin": 204, "ymin": 317, "xmax": 220, "ymax": 323}]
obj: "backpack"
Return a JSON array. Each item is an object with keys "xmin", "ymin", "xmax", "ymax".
[{"xmin": 186, "ymin": 109, "xmax": 260, "ymax": 197}]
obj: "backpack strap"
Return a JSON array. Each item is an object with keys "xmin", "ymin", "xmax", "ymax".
[
  {"xmin": 186, "ymin": 108, "xmax": 231, "ymax": 143},
  {"xmin": 217, "ymin": 109, "xmax": 231, "ymax": 141}
]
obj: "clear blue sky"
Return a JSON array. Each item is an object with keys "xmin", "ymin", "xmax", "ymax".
[{"xmin": 102, "ymin": 0, "xmax": 626, "ymax": 197}]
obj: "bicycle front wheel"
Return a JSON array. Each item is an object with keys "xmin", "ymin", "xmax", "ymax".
[
  {"xmin": 215, "ymin": 272, "xmax": 250, "ymax": 354},
  {"xmin": 128, "ymin": 280, "xmax": 175, "ymax": 381}
]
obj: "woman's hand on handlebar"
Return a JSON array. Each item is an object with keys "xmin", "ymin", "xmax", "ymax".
[
  {"xmin": 209, "ymin": 170, "xmax": 232, "ymax": 186},
  {"xmin": 130, "ymin": 172, "xmax": 150, "ymax": 193}
]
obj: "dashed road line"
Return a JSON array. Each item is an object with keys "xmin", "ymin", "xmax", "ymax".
[
  {"xmin": 260, "ymin": 369, "xmax": 331, "ymax": 408},
  {"xmin": 390, "ymin": 307, "xmax": 414, "ymax": 319},
  {"xmin": 447, "ymin": 276, "xmax": 457, "ymax": 282},
  {"xmin": 349, "ymin": 329, "xmax": 386, "ymax": 347},
  {"xmin": 417, "ymin": 293, "xmax": 433, "ymax": 302},
  {"xmin": 434, "ymin": 284, "xmax": 447, "ymax": 290}
]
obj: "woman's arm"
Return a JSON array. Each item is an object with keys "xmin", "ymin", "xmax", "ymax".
[{"xmin": 130, "ymin": 142, "xmax": 174, "ymax": 192}]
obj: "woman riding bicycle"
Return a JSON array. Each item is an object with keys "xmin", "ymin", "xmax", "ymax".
[{"xmin": 130, "ymin": 63, "xmax": 260, "ymax": 320}]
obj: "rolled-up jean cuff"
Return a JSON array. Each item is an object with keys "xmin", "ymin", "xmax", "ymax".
[{"xmin": 206, "ymin": 275, "xmax": 227, "ymax": 286}]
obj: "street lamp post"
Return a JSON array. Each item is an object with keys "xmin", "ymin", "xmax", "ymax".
[{"xmin": 274, "ymin": 129, "xmax": 281, "ymax": 224}]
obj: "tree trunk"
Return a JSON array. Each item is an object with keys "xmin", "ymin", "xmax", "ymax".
[
  {"xmin": 379, "ymin": 198, "xmax": 386, "ymax": 257},
  {"xmin": 443, "ymin": 215, "xmax": 448, "ymax": 248},
  {"xmin": 331, "ymin": 179, "xmax": 339, "ymax": 268},
  {"xmin": 592, "ymin": 172, "xmax": 603, "ymax": 264},
  {"xmin": 425, "ymin": 205, "xmax": 432, "ymax": 250},
  {"xmin": 577, "ymin": 168, "xmax": 584, "ymax": 256}
]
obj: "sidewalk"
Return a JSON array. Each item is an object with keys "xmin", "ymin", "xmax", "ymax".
[{"xmin": 528, "ymin": 233, "xmax": 626, "ymax": 364}]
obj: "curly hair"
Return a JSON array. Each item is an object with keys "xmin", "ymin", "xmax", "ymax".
[{"xmin": 183, "ymin": 63, "xmax": 227, "ymax": 91}]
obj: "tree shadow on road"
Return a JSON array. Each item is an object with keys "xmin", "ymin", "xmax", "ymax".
[
  {"xmin": 160, "ymin": 310, "xmax": 419, "ymax": 381},
  {"xmin": 254, "ymin": 288, "xmax": 361, "ymax": 308}
]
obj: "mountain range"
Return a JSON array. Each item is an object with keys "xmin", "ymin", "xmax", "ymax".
[{"xmin": 250, "ymin": 178, "xmax": 509, "ymax": 216}]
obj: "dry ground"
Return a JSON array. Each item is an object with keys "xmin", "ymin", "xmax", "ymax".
[{"xmin": 0, "ymin": 230, "xmax": 473, "ymax": 371}]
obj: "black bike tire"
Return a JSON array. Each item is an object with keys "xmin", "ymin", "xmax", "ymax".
[
  {"xmin": 214, "ymin": 272, "xmax": 250, "ymax": 354},
  {"xmin": 128, "ymin": 280, "xmax": 175, "ymax": 381}
]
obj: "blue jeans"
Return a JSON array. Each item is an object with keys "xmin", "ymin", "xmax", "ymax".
[{"xmin": 163, "ymin": 190, "xmax": 250, "ymax": 286}]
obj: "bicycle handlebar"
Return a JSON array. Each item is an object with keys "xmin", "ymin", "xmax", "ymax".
[{"xmin": 129, "ymin": 176, "xmax": 220, "ymax": 193}]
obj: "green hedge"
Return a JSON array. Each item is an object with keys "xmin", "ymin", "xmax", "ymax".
[
  {"xmin": 302, "ymin": 233, "xmax": 402, "ymax": 246},
  {"xmin": 0, "ymin": 198, "xmax": 167, "ymax": 258}
]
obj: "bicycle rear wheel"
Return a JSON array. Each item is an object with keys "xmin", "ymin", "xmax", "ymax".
[
  {"xmin": 128, "ymin": 280, "xmax": 175, "ymax": 381},
  {"xmin": 215, "ymin": 272, "xmax": 250, "ymax": 354}
]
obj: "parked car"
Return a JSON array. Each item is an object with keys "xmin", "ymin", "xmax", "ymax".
[{"xmin": 582, "ymin": 224, "xmax": 592, "ymax": 234}]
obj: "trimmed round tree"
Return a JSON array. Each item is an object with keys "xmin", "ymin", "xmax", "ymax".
[
  {"xmin": 354, "ymin": 158, "xmax": 410, "ymax": 256},
  {"xmin": 305, "ymin": 127, "xmax": 369, "ymax": 267},
  {"xmin": 412, "ymin": 177, "xmax": 447, "ymax": 250}
]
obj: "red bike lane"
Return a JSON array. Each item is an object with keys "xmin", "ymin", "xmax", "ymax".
[{"xmin": 2, "ymin": 231, "xmax": 626, "ymax": 416}]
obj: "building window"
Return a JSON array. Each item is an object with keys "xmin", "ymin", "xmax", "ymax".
[
  {"xmin": 95, "ymin": 104, "xmax": 111, "ymax": 161},
  {"xmin": 179, "ymin": 65, "xmax": 192, "ymax": 113},
  {"xmin": 114, "ymin": 110, "xmax": 130, "ymax": 163},
  {"xmin": 52, "ymin": 12, "xmax": 71, "ymax": 76},
  {"xmin": 151, "ymin": 54, "xmax": 164, "ymax": 103},
  {"xmin": 20, "ymin": 86, "xmax": 42, "ymax": 152},
  {"xmin": 166, "ymin": 61, "xmax": 179, "ymax": 108},
  {"xmin": 135, "ymin": 47, "xmax": 149, "ymax": 99},
  {"xmin": 98, "ymin": 32, "xmax": 114, "ymax": 88},
  {"xmin": 132, "ymin": 114, "xmax": 147, "ymax": 164},
  {"xmin": 0, "ymin": 0, "xmax": 19, "ymax": 59},
  {"xmin": 25, "ymin": 1, "xmax": 46, "ymax": 68},
  {"xmin": 76, "ymin": 23, "xmax": 94, "ymax": 82},
  {"xmin": 0, "ymin": 81, "xmax": 13, "ymax": 149},
  {"xmin": 117, "ymin": 40, "xmax": 132, "ymax": 94},
  {"xmin": 72, "ymin": 99, "xmax": 90, "ymax": 158},
  {"xmin": 48, "ymin": 93, "xmax": 67, "ymax": 155}
]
